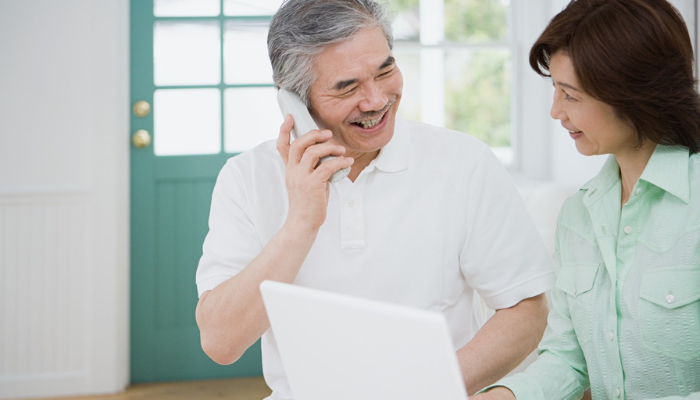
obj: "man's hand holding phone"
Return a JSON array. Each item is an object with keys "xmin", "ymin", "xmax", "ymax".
[
  {"xmin": 277, "ymin": 89, "xmax": 352, "ymax": 183},
  {"xmin": 276, "ymin": 113, "xmax": 354, "ymax": 233}
]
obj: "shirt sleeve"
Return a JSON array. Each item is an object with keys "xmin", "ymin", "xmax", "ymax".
[
  {"xmin": 195, "ymin": 160, "xmax": 264, "ymax": 297},
  {"xmin": 479, "ymin": 211, "xmax": 590, "ymax": 399},
  {"xmin": 459, "ymin": 147, "xmax": 555, "ymax": 310}
]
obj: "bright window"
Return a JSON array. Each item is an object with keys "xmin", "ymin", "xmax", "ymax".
[
  {"xmin": 148, "ymin": 0, "xmax": 697, "ymax": 182},
  {"xmin": 146, "ymin": 1, "xmax": 567, "ymax": 180},
  {"xmin": 390, "ymin": 0, "xmax": 515, "ymax": 165}
]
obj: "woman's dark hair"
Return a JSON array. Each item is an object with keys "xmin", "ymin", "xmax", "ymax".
[{"xmin": 530, "ymin": 0, "xmax": 700, "ymax": 153}]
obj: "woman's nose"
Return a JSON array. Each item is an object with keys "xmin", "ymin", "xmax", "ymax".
[{"xmin": 550, "ymin": 94, "xmax": 565, "ymax": 121}]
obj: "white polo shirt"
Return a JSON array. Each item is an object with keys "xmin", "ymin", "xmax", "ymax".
[{"xmin": 196, "ymin": 117, "xmax": 555, "ymax": 400}]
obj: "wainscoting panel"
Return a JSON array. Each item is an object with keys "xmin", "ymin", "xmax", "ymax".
[{"xmin": 0, "ymin": 193, "xmax": 91, "ymax": 397}]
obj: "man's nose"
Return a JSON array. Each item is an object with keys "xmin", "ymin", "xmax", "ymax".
[{"xmin": 359, "ymin": 82, "xmax": 388, "ymax": 112}]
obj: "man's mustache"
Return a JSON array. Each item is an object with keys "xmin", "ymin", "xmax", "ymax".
[{"xmin": 351, "ymin": 97, "xmax": 396, "ymax": 121}]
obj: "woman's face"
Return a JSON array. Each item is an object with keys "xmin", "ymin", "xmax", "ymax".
[{"xmin": 549, "ymin": 51, "xmax": 638, "ymax": 157}]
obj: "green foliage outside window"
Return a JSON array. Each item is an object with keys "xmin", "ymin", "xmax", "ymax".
[
  {"xmin": 388, "ymin": 0, "xmax": 419, "ymax": 13},
  {"xmin": 446, "ymin": 51, "xmax": 511, "ymax": 147},
  {"xmin": 445, "ymin": 0, "xmax": 507, "ymax": 42},
  {"xmin": 387, "ymin": 0, "xmax": 507, "ymax": 42},
  {"xmin": 387, "ymin": 0, "xmax": 511, "ymax": 148}
]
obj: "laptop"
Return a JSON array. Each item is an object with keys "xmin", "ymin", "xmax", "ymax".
[{"xmin": 260, "ymin": 280, "xmax": 469, "ymax": 400}]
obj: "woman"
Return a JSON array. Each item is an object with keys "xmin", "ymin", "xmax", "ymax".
[{"xmin": 474, "ymin": 0, "xmax": 700, "ymax": 399}]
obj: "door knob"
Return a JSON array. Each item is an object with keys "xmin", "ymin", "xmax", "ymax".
[
  {"xmin": 132, "ymin": 129, "xmax": 152, "ymax": 148},
  {"xmin": 132, "ymin": 100, "xmax": 151, "ymax": 117}
]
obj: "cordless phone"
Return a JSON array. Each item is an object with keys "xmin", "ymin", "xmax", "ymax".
[{"xmin": 277, "ymin": 88, "xmax": 351, "ymax": 183}]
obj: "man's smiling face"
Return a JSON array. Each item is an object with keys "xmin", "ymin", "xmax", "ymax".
[{"xmin": 307, "ymin": 26, "xmax": 403, "ymax": 160}]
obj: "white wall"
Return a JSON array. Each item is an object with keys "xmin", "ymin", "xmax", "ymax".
[{"xmin": 0, "ymin": 0, "xmax": 129, "ymax": 398}]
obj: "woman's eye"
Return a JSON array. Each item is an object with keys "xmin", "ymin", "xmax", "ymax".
[{"xmin": 562, "ymin": 90, "xmax": 576, "ymax": 101}]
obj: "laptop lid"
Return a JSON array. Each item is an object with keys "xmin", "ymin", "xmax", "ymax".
[{"xmin": 260, "ymin": 280, "xmax": 469, "ymax": 400}]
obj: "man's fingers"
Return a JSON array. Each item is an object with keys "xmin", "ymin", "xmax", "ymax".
[
  {"xmin": 276, "ymin": 114, "xmax": 295, "ymax": 164},
  {"xmin": 279, "ymin": 121, "xmax": 348, "ymax": 182},
  {"xmin": 288, "ymin": 129, "xmax": 332, "ymax": 166},
  {"xmin": 311, "ymin": 156, "xmax": 354, "ymax": 182},
  {"xmin": 298, "ymin": 142, "xmax": 346, "ymax": 171}
]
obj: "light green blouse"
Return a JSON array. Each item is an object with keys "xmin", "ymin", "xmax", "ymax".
[{"xmin": 491, "ymin": 145, "xmax": 700, "ymax": 399}]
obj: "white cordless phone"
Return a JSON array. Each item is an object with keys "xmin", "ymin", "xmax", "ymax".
[{"xmin": 277, "ymin": 88, "xmax": 351, "ymax": 183}]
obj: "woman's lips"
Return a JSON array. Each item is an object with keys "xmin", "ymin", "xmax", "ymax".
[{"xmin": 569, "ymin": 130, "xmax": 583, "ymax": 140}]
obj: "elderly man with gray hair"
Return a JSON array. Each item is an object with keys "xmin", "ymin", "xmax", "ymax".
[{"xmin": 195, "ymin": 0, "xmax": 554, "ymax": 398}]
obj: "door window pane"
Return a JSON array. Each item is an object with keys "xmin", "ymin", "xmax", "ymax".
[
  {"xmin": 154, "ymin": 89, "xmax": 221, "ymax": 155},
  {"xmin": 224, "ymin": 87, "xmax": 281, "ymax": 153},
  {"xmin": 154, "ymin": 0, "xmax": 220, "ymax": 17},
  {"xmin": 224, "ymin": 0, "xmax": 283, "ymax": 16},
  {"xmin": 224, "ymin": 21, "xmax": 273, "ymax": 84},
  {"xmin": 154, "ymin": 21, "xmax": 221, "ymax": 86}
]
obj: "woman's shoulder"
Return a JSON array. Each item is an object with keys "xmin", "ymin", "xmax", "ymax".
[
  {"xmin": 687, "ymin": 150, "xmax": 700, "ymax": 205},
  {"xmin": 558, "ymin": 189, "xmax": 589, "ymax": 222},
  {"xmin": 689, "ymin": 150, "xmax": 700, "ymax": 174}
]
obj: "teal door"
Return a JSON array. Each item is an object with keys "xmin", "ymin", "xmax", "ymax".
[{"xmin": 129, "ymin": 0, "xmax": 284, "ymax": 383}]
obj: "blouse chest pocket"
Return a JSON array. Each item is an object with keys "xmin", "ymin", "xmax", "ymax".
[
  {"xmin": 639, "ymin": 266, "xmax": 700, "ymax": 361},
  {"xmin": 556, "ymin": 262, "xmax": 601, "ymax": 345}
]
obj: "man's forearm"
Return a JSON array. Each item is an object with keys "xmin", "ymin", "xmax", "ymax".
[
  {"xmin": 457, "ymin": 294, "xmax": 549, "ymax": 395},
  {"xmin": 195, "ymin": 222, "xmax": 318, "ymax": 365}
]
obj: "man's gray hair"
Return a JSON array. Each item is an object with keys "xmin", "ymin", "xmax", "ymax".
[{"xmin": 268, "ymin": 0, "xmax": 394, "ymax": 106}]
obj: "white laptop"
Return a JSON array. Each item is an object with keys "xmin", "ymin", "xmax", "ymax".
[{"xmin": 260, "ymin": 280, "xmax": 469, "ymax": 400}]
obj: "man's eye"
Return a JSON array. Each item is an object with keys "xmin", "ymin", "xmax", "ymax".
[
  {"xmin": 342, "ymin": 86, "xmax": 358, "ymax": 96},
  {"xmin": 378, "ymin": 68, "xmax": 394, "ymax": 78}
]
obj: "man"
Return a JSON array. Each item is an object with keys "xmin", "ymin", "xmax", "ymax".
[{"xmin": 195, "ymin": 0, "xmax": 554, "ymax": 398}]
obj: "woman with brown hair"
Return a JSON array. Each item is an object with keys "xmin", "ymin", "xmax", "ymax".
[{"xmin": 474, "ymin": 0, "xmax": 700, "ymax": 399}]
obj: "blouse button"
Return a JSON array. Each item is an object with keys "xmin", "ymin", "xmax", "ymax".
[
  {"xmin": 615, "ymin": 388, "xmax": 621, "ymax": 397},
  {"xmin": 666, "ymin": 293, "xmax": 675, "ymax": 304},
  {"xmin": 347, "ymin": 199, "xmax": 355, "ymax": 207},
  {"xmin": 635, "ymin": 187, "xmax": 642, "ymax": 195},
  {"xmin": 608, "ymin": 331, "xmax": 614, "ymax": 341},
  {"xmin": 623, "ymin": 226, "xmax": 633, "ymax": 234}
]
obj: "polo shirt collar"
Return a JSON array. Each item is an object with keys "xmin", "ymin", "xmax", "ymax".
[
  {"xmin": 373, "ymin": 116, "xmax": 410, "ymax": 173},
  {"xmin": 639, "ymin": 144, "xmax": 690, "ymax": 203},
  {"xmin": 581, "ymin": 144, "xmax": 690, "ymax": 206}
]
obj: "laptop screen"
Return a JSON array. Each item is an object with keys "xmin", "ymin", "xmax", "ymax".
[{"xmin": 260, "ymin": 280, "xmax": 469, "ymax": 400}]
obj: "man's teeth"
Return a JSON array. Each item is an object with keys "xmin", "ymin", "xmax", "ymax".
[{"xmin": 357, "ymin": 115, "xmax": 383, "ymax": 129}]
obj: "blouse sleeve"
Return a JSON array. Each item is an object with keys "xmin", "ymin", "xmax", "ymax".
[{"xmin": 480, "ymin": 208, "xmax": 590, "ymax": 400}]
